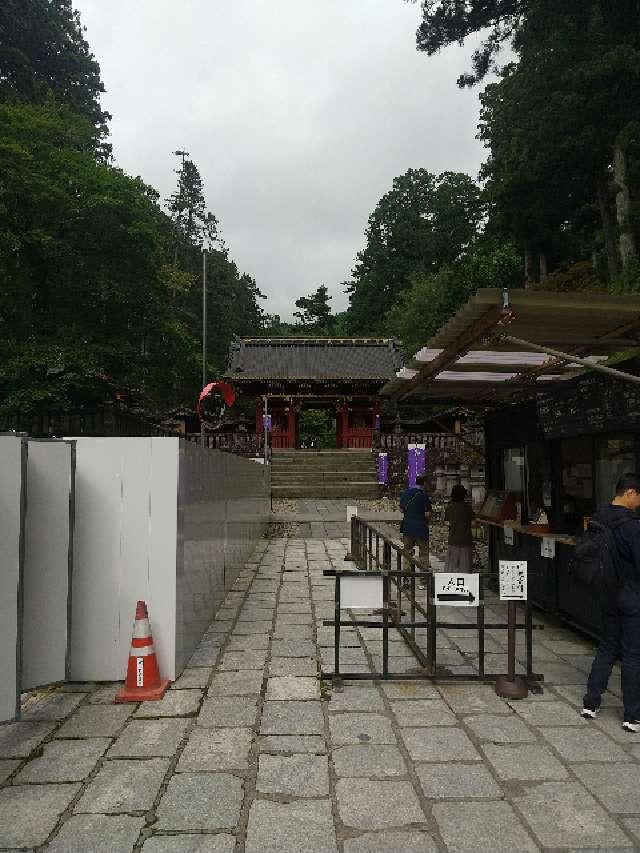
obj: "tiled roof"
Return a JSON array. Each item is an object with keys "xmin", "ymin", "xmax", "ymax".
[{"xmin": 226, "ymin": 338, "xmax": 404, "ymax": 381}]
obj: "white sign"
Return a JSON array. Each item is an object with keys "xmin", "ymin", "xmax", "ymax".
[
  {"xmin": 503, "ymin": 525, "xmax": 514, "ymax": 546},
  {"xmin": 346, "ymin": 505, "xmax": 358, "ymax": 521},
  {"xmin": 541, "ymin": 537, "xmax": 555, "ymax": 559},
  {"xmin": 136, "ymin": 657, "xmax": 144, "ymax": 687},
  {"xmin": 499, "ymin": 560, "xmax": 528, "ymax": 601},
  {"xmin": 434, "ymin": 573, "xmax": 479, "ymax": 607},
  {"xmin": 340, "ymin": 575, "xmax": 383, "ymax": 610}
]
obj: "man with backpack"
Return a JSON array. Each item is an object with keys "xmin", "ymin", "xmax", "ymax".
[
  {"xmin": 399, "ymin": 474, "xmax": 432, "ymax": 571},
  {"xmin": 580, "ymin": 473, "xmax": 640, "ymax": 731}
]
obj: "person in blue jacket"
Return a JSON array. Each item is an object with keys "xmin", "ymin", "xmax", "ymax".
[{"xmin": 399, "ymin": 474, "xmax": 432, "ymax": 571}]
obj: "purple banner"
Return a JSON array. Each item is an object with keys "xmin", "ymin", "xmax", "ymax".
[
  {"xmin": 407, "ymin": 444, "xmax": 417, "ymax": 488},
  {"xmin": 377, "ymin": 452, "xmax": 388, "ymax": 485},
  {"xmin": 416, "ymin": 444, "xmax": 426, "ymax": 479},
  {"xmin": 374, "ymin": 414, "xmax": 381, "ymax": 431},
  {"xmin": 263, "ymin": 414, "xmax": 272, "ymax": 432}
]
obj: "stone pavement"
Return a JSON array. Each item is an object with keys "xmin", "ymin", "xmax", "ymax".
[{"xmin": 2, "ymin": 535, "xmax": 640, "ymax": 852}]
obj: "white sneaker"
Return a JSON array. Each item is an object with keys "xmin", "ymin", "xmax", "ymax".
[
  {"xmin": 623, "ymin": 719, "xmax": 640, "ymax": 733},
  {"xmin": 580, "ymin": 707, "xmax": 598, "ymax": 720}
]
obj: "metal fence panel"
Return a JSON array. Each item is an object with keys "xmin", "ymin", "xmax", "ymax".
[
  {"xmin": 0, "ymin": 435, "xmax": 26, "ymax": 721},
  {"xmin": 22, "ymin": 440, "xmax": 75, "ymax": 690}
]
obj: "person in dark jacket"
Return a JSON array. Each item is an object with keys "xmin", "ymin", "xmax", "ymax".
[
  {"xmin": 445, "ymin": 484, "xmax": 474, "ymax": 571},
  {"xmin": 399, "ymin": 474, "xmax": 432, "ymax": 570},
  {"xmin": 582, "ymin": 473, "xmax": 640, "ymax": 732}
]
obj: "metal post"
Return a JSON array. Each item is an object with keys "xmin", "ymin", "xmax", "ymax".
[
  {"xmin": 201, "ymin": 249, "xmax": 207, "ymax": 440},
  {"xmin": 495, "ymin": 601, "xmax": 528, "ymax": 699},
  {"xmin": 345, "ymin": 515, "xmax": 358, "ymax": 563},
  {"xmin": 427, "ymin": 571, "xmax": 437, "ymax": 675},
  {"xmin": 334, "ymin": 575, "xmax": 341, "ymax": 677},
  {"xmin": 477, "ymin": 574, "xmax": 485, "ymax": 678},
  {"xmin": 382, "ymin": 555, "xmax": 390, "ymax": 678}
]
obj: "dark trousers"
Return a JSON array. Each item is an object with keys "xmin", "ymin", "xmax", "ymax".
[{"xmin": 584, "ymin": 586, "xmax": 640, "ymax": 720}]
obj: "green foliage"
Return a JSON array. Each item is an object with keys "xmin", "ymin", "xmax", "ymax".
[
  {"xmin": 610, "ymin": 259, "xmax": 640, "ymax": 294},
  {"xmin": 531, "ymin": 262, "xmax": 606, "ymax": 293},
  {"xmin": 166, "ymin": 158, "xmax": 219, "ymax": 262},
  {"xmin": 347, "ymin": 169, "xmax": 483, "ymax": 334},
  {"xmin": 0, "ymin": 101, "xmax": 200, "ymax": 415},
  {"xmin": 386, "ymin": 241, "xmax": 522, "ymax": 355},
  {"xmin": 299, "ymin": 409, "xmax": 336, "ymax": 448},
  {"xmin": 293, "ymin": 285, "xmax": 332, "ymax": 334},
  {"xmin": 0, "ymin": 0, "xmax": 111, "ymax": 155}
]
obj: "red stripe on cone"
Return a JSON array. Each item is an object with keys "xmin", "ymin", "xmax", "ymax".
[{"xmin": 116, "ymin": 600, "xmax": 170, "ymax": 703}]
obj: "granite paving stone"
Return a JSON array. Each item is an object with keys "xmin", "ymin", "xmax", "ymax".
[
  {"xmin": 257, "ymin": 753, "xmax": 330, "ymax": 796},
  {"xmin": 332, "ymin": 744, "xmax": 407, "ymax": 778},
  {"xmin": 219, "ymin": 650, "xmax": 268, "ymax": 670},
  {"xmin": 482, "ymin": 743, "xmax": 569, "ymax": 781},
  {"xmin": 198, "ymin": 696, "xmax": 258, "ymax": 727},
  {"xmin": 245, "ymin": 799, "xmax": 338, "ymax": 853},
  {"xmin": 22, "ymin": 690, "xmax": 86, "ymax": 720},
  {"xmin": 45, "ymin": 814, "xmax": 145, "ymax": 853},
  {"xmin": 390, "ymin": 699, "xmax": 457, "ymax": 727},
  {"xmin": 416, "ymin": 762, "xmax": 502, "ymax": 798},
  {"xmin": 208, "ymin": 670, "xmax": 264, "ymax": 696},
  {"xmin": 433, "ymin": 801, "xmax": 538, "ymax": 852},
  {"xmin": 379, "ymin": 682, "xmax": 441, "ymax": 701},
  {"xmin": 512, "ymin": 699, "xmax": 587, "ymax": 727},
  {"xmin": 0, "ymin": 783, "xmax": 81, "ymax": 848},
  {"xmin": 88, "ymin": 683, "xmax": 124, "ymax": 704},
  {"xmin": 142, "ymin": 835, "xmax": 236, "ymax": 852},
  {"xmin": 155, "ymin": 773, "xmax": 244, "ymax": 832},
  {"xmin": 573, "ymin": 763, "xmax": 640, "ymax": 813},
  {"xmin": 328, "ymin": 712, "xmax": 396, "ymax": 746},
  {"xmin": 0, "ymin": 759, "xmax": 20, "ymax": 783},
  {"xmin": 56, "ymin": 705, "xmax": 132, "ymax": 738},
  {"xmin": 336, "ymin": 779, "xmax": 425, "ymax": 829},
  {"xmin": 0, "ymin": 720, "xmax": 56, "ymax": 757},
  {"xmin": 401, "ymin": 727, "xmax": 481, "ymax": 762},
  {"xmin": 177, "ymin": 727, "xmax": 253, "ymax": 771},
  {"xmin": 328, "ymin": 686, "xmax": 385, "ymax": 712},
  {"xmin": 514, "ymin": 781, "xmax": 634, "ymax": 848},
  {"xmin": 266, "ymin": 676, "xmax": 320, "ymax": 700},
  {"xmin": 270, "ymin": 656, "xmax": 318, "ymax": 676},
  {"xmin": 108, "ymin": 719, "xmax": 189, "ymax": 757},
  {"xmin": 172, "ymin": 668, "xmax": 213, "ymax": 689},
  {"xmin": 260, "ymin": 700, "xmax": 324, "ymax": 734},
  {"xmin": 271, "ymin": 639, "xmax": 317, "ymax": 657},
  {"xmin": 540, "ymin": 727, "xmax": 632, "ymax": 762},
  {"xmin": 258, "ymin": 735, "xmax": 327, "ymax": 754},
  {"xmin": 133, "ymin": 688, "xmax": 203, "ymax": 718},
  {"xmin": 438, "ymin": 684, "xmax": 512, "ymax": 714},
  {"xmin": 15, "ymin": 737, "xmax": 110, "ymax": 782},
  {"xmin": 464, "ymin": 713, "xmax": 538, "ymax": 743},
  {"xmin": 342, "ymin": 831, "xmax": 439, "ymax": 852},
  {"xmin": 74, "ymin": 757, "xmax": 170, "ymax": 813}
]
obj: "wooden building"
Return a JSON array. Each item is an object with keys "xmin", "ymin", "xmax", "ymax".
[{"xmin": 225, "ymin": 337, "xmax": 403, "ymax": 449}]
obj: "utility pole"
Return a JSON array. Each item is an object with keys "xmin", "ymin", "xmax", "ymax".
[{"xmin": 201, "ymin": 248, "xmax": 207, "ymax": 440}]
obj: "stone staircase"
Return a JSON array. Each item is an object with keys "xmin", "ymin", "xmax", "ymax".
[{"xmin": 270, "ymin": 449, "xmax": 380, "ymax": 498}]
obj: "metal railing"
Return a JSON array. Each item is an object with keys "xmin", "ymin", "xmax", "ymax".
[{"xmin": 322, "ymin": 516, "xmax": 542, "ymax": 696}]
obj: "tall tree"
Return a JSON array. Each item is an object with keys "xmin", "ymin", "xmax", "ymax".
[
  {"xmin": 347, "ymin": 169, "xmax": 483, "ymax": 333},
  {"xmin": 293, "ymin": 285, "xmax": 332, "ymax": 334},
  {"xmin": 166, "ymin": 157, "xmax": 219, "ymax": 267},
  {"xmin": 0, "ymin": 0, "xmax": 111, "ymax": 154},
  {"xmin": 0, "ymin": 101, "xmax": 198, "ymax": 414}
]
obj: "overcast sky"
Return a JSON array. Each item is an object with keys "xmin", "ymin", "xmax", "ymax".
[{"xmin": 74, "ymin": 0, "xmax": 485, "ymax": 319}]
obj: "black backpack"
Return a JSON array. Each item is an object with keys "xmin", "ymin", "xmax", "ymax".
[{"xmin": 570, "ymin": 516, "xmax": 631, "ymax": 590}]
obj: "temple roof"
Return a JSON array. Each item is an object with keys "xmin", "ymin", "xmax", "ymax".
[{"xmin": 226, "ymin": 338, "xmax": 404, "ymax": 383}]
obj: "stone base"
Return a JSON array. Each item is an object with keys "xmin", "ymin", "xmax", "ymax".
[{"xmin": 495, "ymin": 675, "xmax": 529, "ymax": 700}]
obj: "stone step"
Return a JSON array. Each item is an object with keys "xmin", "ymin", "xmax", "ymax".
[
  {"xmin": 271, "ymin": 463, "xmax": 376, "ymax": 475},
  {"xmin": 271, "ymin": 471, "xmax": 377, "ymax": 484},
  {"xmin": 271, "ymin": 483, "xmax": 381, "ymax": 498}
]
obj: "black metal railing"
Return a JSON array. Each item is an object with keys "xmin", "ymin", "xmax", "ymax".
[{"xmin": 322, "ymin": 516, "xmax": 542, "ymax": 696}]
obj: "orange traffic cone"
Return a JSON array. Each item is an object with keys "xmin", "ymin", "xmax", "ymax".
[{"xmin": 116, "ymin": 600, "xmax": 170, "ymax": 702}]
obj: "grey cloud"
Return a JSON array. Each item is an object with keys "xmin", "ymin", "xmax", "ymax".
[{"xmin": 75, "ymin": 0, "xmax": 486, "ymax": 317}]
